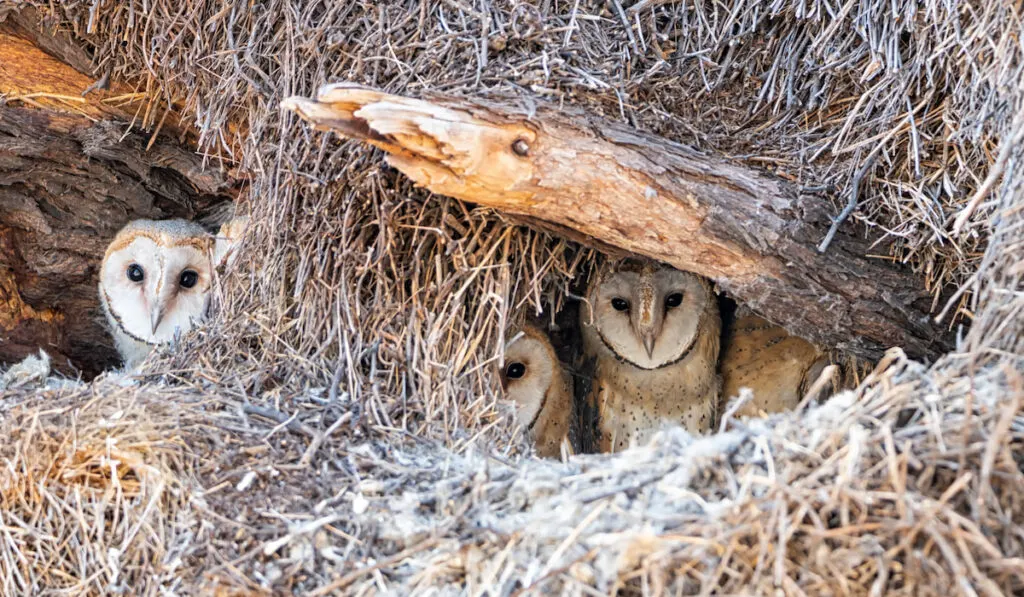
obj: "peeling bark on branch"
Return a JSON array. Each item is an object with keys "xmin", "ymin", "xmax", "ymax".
[
  {"xmin": 283, "ymin": 84, "xmax": 954, "ymax": 361},
  {"xmin": 0, "ymin": 6, "xmax": 96, "ymax": 77}
]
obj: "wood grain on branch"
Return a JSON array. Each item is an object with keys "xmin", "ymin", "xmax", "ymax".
[
  {"xmin": 0, "ymin": 12, "xmax": 122, "ymax": 119},
  {"xmin": 283, "ymin": 84, "xmax": 953, "ymax": 361},
  {"xmin": 1, "ymin": 8, "xmax": 202, "ymax": 138},
  {"xmin": 0, "ymin": 6, "xmax": 96, "ymax": 77}
]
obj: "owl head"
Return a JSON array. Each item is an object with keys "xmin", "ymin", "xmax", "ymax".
[
  {"xmin": 99, "ymin": 219, "xmax": 215, "ymax": 346},
  {"xmin": 499, "ymin": 323, "xmax": 565, "ymax": 430},
  {"xmin": 583, "ymin": 258, "xmax": 714, "ymax": 369}
]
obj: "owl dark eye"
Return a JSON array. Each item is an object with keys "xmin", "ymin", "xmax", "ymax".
[
  {"xmin": 611, "ymin": 297, "xmax": 630, "ymax": 312},
  {"xmin": 179, "ymin": 270, "xmax": 199, "ymax": 289},
  {"xmin": 665, "ymin": 292, "xmax": 683, "ymax": 308},
  {"xmin": 126, "ymin": 264, "xmax": 144, "ymax": 282},
  {"xmin": 505, "ymin": 362, "xmax": 526, "ymax": 379}
]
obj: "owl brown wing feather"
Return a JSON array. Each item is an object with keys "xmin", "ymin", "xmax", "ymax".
[{"xmin": 721, "ymin": 315, "xmax": 832, "ymax": 415}]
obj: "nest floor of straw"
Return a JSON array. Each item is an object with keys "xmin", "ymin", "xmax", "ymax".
[{"xmin": 1, "ymin": 348, "xmax": 1021, "ymax": 595}]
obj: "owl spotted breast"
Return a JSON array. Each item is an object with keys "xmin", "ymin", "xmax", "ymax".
[
  {"xmin": 720, "ymin": 313, "xmax": 838, "ymax": 417},
  {"xmin": 99, "ymin": 219, "xmax": 215, "ymax": 367},
  {"xmin": 580, "ymin": 258, "xmax": 721, "ymax": 453},
  {"xmin": 500, "ymin": 323, "xmax": 574, "ymax": 459}
]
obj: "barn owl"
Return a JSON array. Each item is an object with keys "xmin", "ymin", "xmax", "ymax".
[
  {"xmin": 720, "ymin": 312, "xmax": 838, "ymax": 417},
  {"xmin": 99, "ymin": 219, "xmax": 215, "ymax": 367},
  {"xmin": 500, "ymin": 323, "xmax": 574, "ymax": 459},
  {"xmin": 580, "ymin": 258, "xmax": 721, "ymax": 453}
]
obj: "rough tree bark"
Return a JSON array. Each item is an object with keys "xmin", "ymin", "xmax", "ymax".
[
  {"xmin": 0, "ymin": 12, "xmax": 233, "ymax": 377},
  {"xmin": 283, "ymin": 84, "xmax": 954, "ymax": 362}
]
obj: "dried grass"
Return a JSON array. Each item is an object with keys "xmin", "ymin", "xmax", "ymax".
[
  {"xmin": 0, "ymin": 383, "xmax": 200, "ymax": 595},
  {"xmin": 1, "ymin": 0, "xmax": 1022, "ymax": 594}
]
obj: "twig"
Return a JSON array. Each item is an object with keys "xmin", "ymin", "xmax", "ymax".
[
  {"xmin": 82, "ymin": 70, "xmax": 111, "ymax": 96},
  {"xmin": 307, "ymin": 537, "xmax": 441, "ymax": 596},
  {"xmin": 818, "ymin": 153, "xmax": 876, "ymax": 253},
  {"xmin": 935, "ymin": 271, "xmax": 979, "ymax": 324},
  {"xmin": 797, "ymin": 364, "xmax": 839, "ymax": 410},
  {"xmin": 976, "ymin": 372, "xmax": 1021, "ymax": 520},
  {"xmin": 719, "ymin": 389, "xmax": 752, "ymax": 432},
  {"xmin": 299, "ymin": 412, "xmax": 352, "ymax": 467},
  {"xmin": 9, "ymin": 92, "xmax": 86, "ymax": 103},
  {"xmin": 951, "ymin": 111, "xmax": 1024, "ymax": 235},
  {"xmin": 579, "ymin": 464, "xmax": 680, "ymax": 503},
  {"xmin": 241, "ymin": 403, "xmax": 315, "ymax": 438}
]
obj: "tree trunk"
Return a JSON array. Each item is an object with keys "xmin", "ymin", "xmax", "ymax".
[
  {"xmin": 0, "ymin": 11, "xmax": 233, "ymax": 377},
  {"xmin": 283, "ymin": 84, "xmax": 954, "ymax": 362}
]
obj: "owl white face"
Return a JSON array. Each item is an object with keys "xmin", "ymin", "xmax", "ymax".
[
  {"xmin": 585, "ymin": 259, "xmax": 712, "ymax": 370},
  {"xmin": 100, "ymin": 220, "xmax": 214, "ymax": 347},
  {"xmin": 500, "ymin": 327, "xmax": 559, "ymax": 429}
]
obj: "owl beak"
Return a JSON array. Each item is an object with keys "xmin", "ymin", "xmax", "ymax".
[
  {"xmin": 150, "ymin": 304, "xmax": 166, "ymax": 335},
  {"xmin": 635, "ymin": 291, "xmax": 658, "ymax": 358},
  {"xmin": 641, "ymin": 331, "xmax": 656, "ymax": 359}
]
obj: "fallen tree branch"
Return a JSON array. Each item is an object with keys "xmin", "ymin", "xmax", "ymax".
[{"xmin": 282, "ymin": 84, "xmax": 954, "ymax": 361}]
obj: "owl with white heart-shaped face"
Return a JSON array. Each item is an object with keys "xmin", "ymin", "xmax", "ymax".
[
  {"xmin": 580, "ymin": 258, "xmax": 721, "ymax": 453},
  {"xmin": 99, "ymin": 219, "xmax": 214, "ymax": 367},
  {"xmin": 499, "ymin": 323, "xmax": 574, "ymax": 458}
]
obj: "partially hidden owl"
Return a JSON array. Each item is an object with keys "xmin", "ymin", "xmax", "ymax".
[
  {"xmin": 499, "ymin": 323, "xmax": 574, "ymax": 459},
  {"xmin": 720, "ymin": 312, "xmax": 839, "ymax": 417},
  {"xmin": 99, "ymin": 219, "xmax": 215, "ymax": 367},
  {"xmin": 580, "ymin": 258, "xmax": 721, "ymax": 453}
]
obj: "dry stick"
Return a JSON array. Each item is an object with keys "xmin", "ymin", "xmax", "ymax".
[
  {"xmin": 82, "ymin": 70, "xmax": 111, "ymax": 96},
  {"xmin": 611, "ymin": 0, "xmax": 638, "ymax": 52},
  {"xmin": 328, "ymin": 358, "xmax": 346, "ymax": 404},
  {"xmin": 579, "ymin": 464, "xmax": 681, "ymax": 504},
  {"xmin": 541, "ymin": 501, "xmax": 610, "ymax": 576},
  {"xmin": 510, "ymin": 548, "xmax": 601, "ymax": 597},
  {"xmin": 935, "ymin": 270, "xmax": 980, "ymax": 324},
  {"xmin": 795, "ymin": 364, "xmax": 840, "ymax": 411},
  {"xmin": 262, "ymin": 513, "xmax": 346, "ymax": 556},
  {"xmin": 563, "ymin": 0, "xmax": 581, "ymax": 47},
  {"xmin": 718, "ymin": 390, "xmax": 753, "ymax": 433},
  {"xmin": 299, "ymin": 411, "xmax": 352, "ymax": 468},
  {"xmin": 241, "ymin": 403, "xmax": 316, "ymax": 438},
  {"xmin": 8, "ymin": 92, "xmax": 86, "ymax": 103},
  {"xmin": 628, "ymin": 0, "xmax": 671, "ymax": 13},
  {"xmin": 951, "ymin": 111, "xmax": 1024, "ymax": 235},
  {"xmin": 307, "ymin": 537, "xmax": 441, "ymax": 596},
  {"xmin": 818, "ymin": 153, "xmax": 877, "ymax": 253},
  {"xmin": 976, "ymin": 369, "xmax": 1022, "ymax": 520}
]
